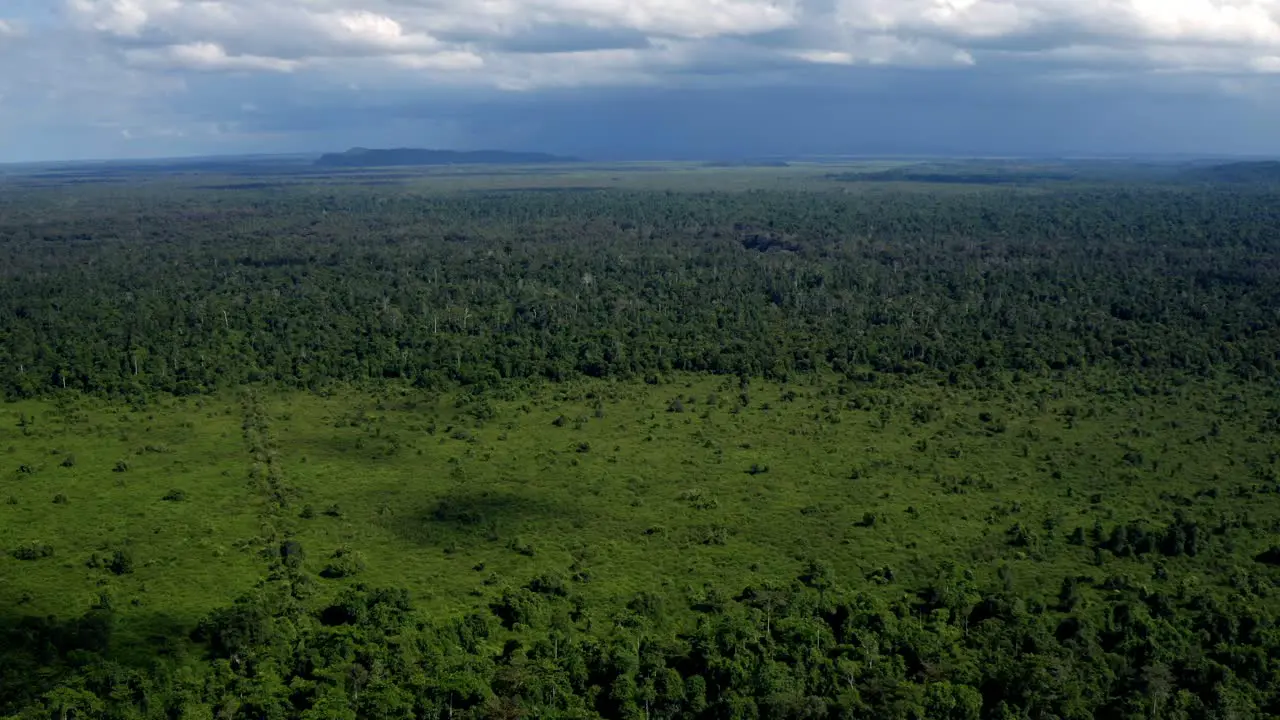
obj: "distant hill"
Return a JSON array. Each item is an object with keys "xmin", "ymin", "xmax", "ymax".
[
  {"xmin": 703, "ymin": 159, "xmax": 790, "ymax": 168},
  {"xmin": 1180, "ymin": 161, "xmax": 1280, "ymax": 184},
  {"xmin": 829, "ymin": 164, "xmax": 1076, "ymax": 185},
  {"xmin": 316, "ymin": 148, "xmax": 578, "ymax": 168}
]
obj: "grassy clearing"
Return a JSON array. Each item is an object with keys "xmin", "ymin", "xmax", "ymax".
[
  {"xmin": 0, "ymin": 395, "xmax": 264, "ymax": 635},
  {"xmin": 273, "ymin": 372, "xmax": 1279, "ymax": 612},
  {"xmin": 3, "ymin": 371, "xmax": 1277, "ymax": 644}
]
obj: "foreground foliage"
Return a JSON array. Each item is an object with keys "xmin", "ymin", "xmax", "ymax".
[{"xmin": 4, "ymin": 559, "xmax": 1280, "ymax": 720}]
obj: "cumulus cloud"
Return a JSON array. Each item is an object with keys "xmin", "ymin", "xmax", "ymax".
[
  {"xmin": 65, "ymin": 0, "xmax": 160, "ymax": 36},
  {"xmin": 831, "ymin": 0, "xmax": 1280, "ymax": 47},
  {"xmin": 126, "ymin": 42, "xmax": 302, "ymax": 72},
  {"xmin": 387, "ymin": 50, "xmax": 486, "ymax": 70},
  {"xmin": 1, "ymin": 0, "xmax": 1279, "ymax": 160},
  {"xmin": 55, "ymin": 0, "xmax": 1280, "ymax": 84}
]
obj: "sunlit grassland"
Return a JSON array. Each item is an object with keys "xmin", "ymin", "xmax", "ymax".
[
  {"xmin": 3, "ymin": 370, "xmax": 1276, "ymax": 646},
  {"xmin": 0, "ymin": 395, "xmax": 265, "ymax": 639},
  {"xmin": 273, "ymin": 372, "xmax": 1276, "ymax": 612}
]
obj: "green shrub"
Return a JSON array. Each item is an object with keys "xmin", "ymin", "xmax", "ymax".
[
  {"xmin": 10, "ymin": 542, "xmax": 54, "ymax": 561},
  {"xmin": 321, "ymin": 548, "xmax": 366, "ymax": 579},
  {"xmin": 507, "ymin": 537, "xmax": 536, "ymax": 557},
  {"xmin": 107, "ymin": 549, "xmax": 135, "ymax": 575},
  {"xmin": 280, "ymin": 540, "xmax": 306, "ymax": 569}
]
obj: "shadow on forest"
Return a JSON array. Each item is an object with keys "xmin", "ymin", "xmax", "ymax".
[
  {"xmin": 387, "ymin": 490, "xmax": 576, "ymax": 547},
  {"xmin": 0, "ymin": 607, "xmax": 192, "ymax": 712}
]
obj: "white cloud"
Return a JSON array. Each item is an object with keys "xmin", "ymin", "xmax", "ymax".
[
  {"xmin": 1121, "ymin": 0, "xmax": 1280, "ymax": 45},
  {"xmin": 795, "ymin": 49, "xmax": 856, "ymax": 64},
  {"xmin": 534, "ymin": 0, "xmax": 800, "ymax": 38},
  {"xmin": 372, "ymin": 0, "xmax": 799, "ymax": 40},
  {"xmin": 0, "ymin": 0, "xmax": 1271, "ymax": 161},
  {"xmin": 321, "ymin": 10, "xmax": 440, "ymax": 52},
  {"xmin": 791, "ymin": 34, "xmax": 978, "ymax": 67},
  {"xmin": 389, "ymin": 50, "xmax": 486, "ymax": 70},
  {"xmin": 833, "ymin": 0, "xmax": 1280, "ymax": 47},
  {"xmin": 66, "ymin": 0, "xmax": 176, "ymax": 36},
  {"xmin": 54, "ymin": 0, "xmax": 1280, "ymax": 88},
  {"xmin": 1253, "ymin": 54, "xmax": 1280, "ymax": 71},
  {"xmin": 126, "ymin": 42, "xmax": 301, "ymax": 72},
  {"xmin": 62, "ymin": 0, "xmax": 800, "ymax": 48}
]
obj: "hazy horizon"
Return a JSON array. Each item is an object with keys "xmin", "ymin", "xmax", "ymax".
[{"xmin": 6, "ymin": 149, "xmax": 1279, "ymax": 168}]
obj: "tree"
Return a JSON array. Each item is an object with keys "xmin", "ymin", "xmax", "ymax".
[{"xmin": 42, "ymin": 687, "xmax": 102, "ymax": 720}]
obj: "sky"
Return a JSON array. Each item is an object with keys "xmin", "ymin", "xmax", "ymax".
[{"xmin": 1, "ymin": 0, "xmax": 1280, "ymax": 162}]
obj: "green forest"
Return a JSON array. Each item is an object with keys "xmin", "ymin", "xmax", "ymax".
[{"xmin": 1, "ymin": 166, "xmax": 1280, "ymax": 719}]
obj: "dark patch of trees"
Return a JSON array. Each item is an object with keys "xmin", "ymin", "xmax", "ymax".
[
  {"xmin": 3, "ymin": 186, "xmax": 1279, "ymax": 399},
  {"xmin": 5, "ymin": 563, "xmax": 1280, "ymax": 720},
  {"xmin": 1181, "ymin": 160, "xmax": 1280, "ymax": 185}
]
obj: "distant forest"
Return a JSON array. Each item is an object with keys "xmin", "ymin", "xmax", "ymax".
[
  {"xmin": 1, "ymin": 184, "xmax": 1279, "ymax": 398},
  {"xmin": 1180, "ymin": 161, "xmax": 1280, "ymax": 185},
  {"xmin": 316, "ymin": 148, "xmax": 578, "ymax": 168}
]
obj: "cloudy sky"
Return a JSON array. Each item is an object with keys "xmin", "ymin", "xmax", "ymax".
[{"xmin": 2, "ymin": 0, "xmax": 1280, "ymax": 161}]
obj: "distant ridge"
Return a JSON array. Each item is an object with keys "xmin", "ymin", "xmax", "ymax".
[
  {"xmin": 828, "ymin": 164, "xmax": 1076, "ymax": 185},
  {"xmin": 703, "ymin": 159, "xmax": 790, "ymax": 168},
  {"xmin": 1180, "ymin": 161, "xmax": 1280, "ymax": 184},
  {"xmin": 315, "ymin": 147, "xmax": 578, "ymax": 168}
]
